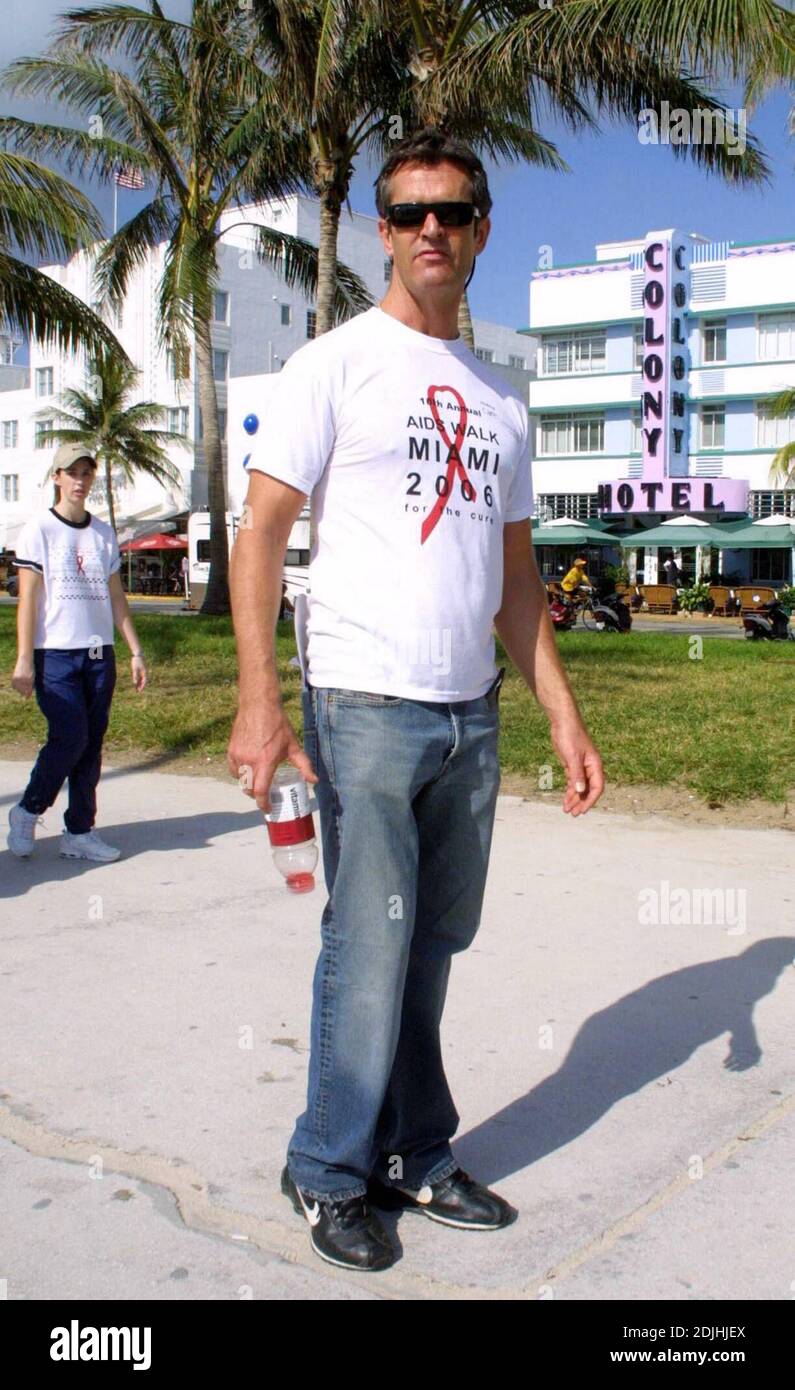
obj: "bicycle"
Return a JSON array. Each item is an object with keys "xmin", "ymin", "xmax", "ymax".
[{"xmin": 563, "ymin": 585, "xmax": 602, "ymax": 630}]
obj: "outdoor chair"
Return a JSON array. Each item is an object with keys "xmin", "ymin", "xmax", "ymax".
[
  {"xmin": 641, "ymin": 584, "xmax": 678, "ymax": 614},
  {"xmin": 707, "ymin": 585, "xmax": 738, "ymax": 616},
  {"xmin": 736, "ymin": 586, "xmax": 776, "ymax": 615}
]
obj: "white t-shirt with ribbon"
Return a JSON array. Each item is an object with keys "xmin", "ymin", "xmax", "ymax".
[
  {"xmin": 245, "ymin": 306, "xmax": 534, "ymax": 700},
  {"xmin": 14, "ymin": 508, "xmax": 121, "ymax": 650}
]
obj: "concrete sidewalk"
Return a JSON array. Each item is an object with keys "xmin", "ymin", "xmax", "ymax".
[{"xmin": 1, "ymin": 757, "xmax": 793, "ymax": 1301}]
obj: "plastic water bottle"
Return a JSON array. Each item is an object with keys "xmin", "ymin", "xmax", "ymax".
[{"xmin": 264, "ymin": 764, "xmax": 318, "ymax": 893}]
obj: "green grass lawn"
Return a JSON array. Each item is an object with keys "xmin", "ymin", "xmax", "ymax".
[{"xmin": 1, "ymin": 609, "xmax": 793, "ymax": 803}]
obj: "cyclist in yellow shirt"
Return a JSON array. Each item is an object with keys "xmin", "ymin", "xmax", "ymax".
[{"xmin": 560, "ymin": 556, "xmax": 593, "ymax": 596}]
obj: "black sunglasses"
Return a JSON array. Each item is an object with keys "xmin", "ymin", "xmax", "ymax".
[{"xmin": 386, "ymin": 201, "xmax": 479, "ymax": 228}]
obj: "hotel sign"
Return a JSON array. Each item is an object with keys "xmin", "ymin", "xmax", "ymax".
[
  {"xmin": 597, "ymin": 476, "xmax": 749, "ymax": 513},
  {"xmin": 598, "ymin": 230, "xmax": 748, "ymax": 516}
]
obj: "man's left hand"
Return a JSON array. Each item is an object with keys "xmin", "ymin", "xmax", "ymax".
[{"xmin": 551, "ymin": 719, "xmax": 605, "ymax": 816}]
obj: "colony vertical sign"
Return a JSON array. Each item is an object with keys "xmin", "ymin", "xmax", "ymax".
[{"xmin": 598, "ymin": 230, "xmax": 748, "ymax": 515}]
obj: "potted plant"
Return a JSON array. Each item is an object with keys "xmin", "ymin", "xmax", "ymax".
[{"xmin": 678, "ymin": 579, "xmax": 713, "ymax": 614}]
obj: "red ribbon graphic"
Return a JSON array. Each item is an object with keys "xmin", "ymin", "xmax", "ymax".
[
  {"xmin": 421, "ymin": 384, "xmax": 475, "ymax": 545},
  {"xmin": 76, "ymin": 553, "xmax": 85, "ymax": 575}
]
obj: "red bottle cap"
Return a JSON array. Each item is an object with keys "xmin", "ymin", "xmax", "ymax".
[{"xmin": 286, "ymin": 872, "xmax": 315, "ymax": 893}]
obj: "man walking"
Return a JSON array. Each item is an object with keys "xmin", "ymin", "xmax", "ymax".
[{"xmin": 227, "ymin": 129, "xmax": 604, "ymax": 1273}]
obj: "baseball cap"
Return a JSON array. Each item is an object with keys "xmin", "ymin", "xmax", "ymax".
[{"xmin": 53, "ymin": 442, "xmax": 98, "ymax": 471}]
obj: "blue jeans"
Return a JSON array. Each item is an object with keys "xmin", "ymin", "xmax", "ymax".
[
  {"xmin": 21, "ymin": 646, "xmax": 117, "ymax": 835},
  {"xmin": 286, "ymin": 670, "xmax": 504, "ymax": 1201}
]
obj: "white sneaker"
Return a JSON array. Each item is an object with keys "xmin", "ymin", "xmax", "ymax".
[
  {"xmin": 60, "ymin": 830, "xmax": 121, "ymax": 863},
  {"xmin": 7, "ymin": 803, "xmax": 41, "ymax": 858}
]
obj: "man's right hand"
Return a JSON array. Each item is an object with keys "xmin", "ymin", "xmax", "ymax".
[
  {"xmin": 227, "ymin": 703, "xmax": 319, "ymax": 813},
  {"xmin": 11, "ymin": 660, "xmax": 34, "ymax": 698}
]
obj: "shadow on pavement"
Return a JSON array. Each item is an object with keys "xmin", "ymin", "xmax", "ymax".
[
  {"xmin": 454, "ymin": 937, "xmax": 795, "ymax": 1185},
  {"xmin": 0, "ymin": 807, "xmax": 263, "ymax": 896}
]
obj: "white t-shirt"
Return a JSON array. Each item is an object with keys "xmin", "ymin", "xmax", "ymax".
[
  {"xmin": 245, "ymin": 305, "xmax": 534, "ymax": 700},
  {"xmin": 14, "ymin": 508, "xmax": 121, "ymax": 650}
]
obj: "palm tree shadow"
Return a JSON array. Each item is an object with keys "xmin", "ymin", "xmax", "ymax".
[{"xmin": 454, "ymin": 938, "xmax": 795, "ymax": 1185}]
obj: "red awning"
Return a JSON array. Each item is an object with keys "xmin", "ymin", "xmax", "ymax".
[{"xmin": 120, "ymin": 532, "xmax": 188, "ymax": 552}]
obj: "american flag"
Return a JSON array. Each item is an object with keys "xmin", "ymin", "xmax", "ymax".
[{"xmin": 114, "ymin": 165, "xmax": 145, "ymax": 190}]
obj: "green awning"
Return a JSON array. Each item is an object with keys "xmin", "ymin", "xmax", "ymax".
[
  {"xmin": 711, "ymin": 520, "xmax": 795, "ymax": 549},
  {"xmin": 532, "ymin": 520, "xmax": 621, "ymax": 547},
  {"xmin": 618, "ymin": 520, "xmax": 744, "ymax": 548},
  {"xmin": 619, "ymin": 518, "xmax": 795, "ymax": 549}
]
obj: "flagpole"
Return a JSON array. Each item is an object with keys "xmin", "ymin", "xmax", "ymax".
[{"xmin": 113, "ymin": 178, "xmax": 118, "ymax": 236}]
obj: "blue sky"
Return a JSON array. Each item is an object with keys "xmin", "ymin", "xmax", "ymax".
[{"xmin": 3, "ymin": 0, "xmax": 794, "ymax": 330}]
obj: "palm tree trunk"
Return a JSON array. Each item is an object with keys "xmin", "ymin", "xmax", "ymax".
[
  {"xmin": 103, "ymin": 454, "xmax": 117, "ymax": 533},
  {"xmin": 315, "ymin": 167, "xmax": 343, "ymax": 338},
  {"xmin": 457, "ymin": 289, "xmax": 475, "ymax": 351},
  {"xmin": 312, "ymin": 168, "xmax": 344, "ymax": 553},
  {"xmin": 194, "ymin": 316, "xmax": 229, "ymax": 615}
]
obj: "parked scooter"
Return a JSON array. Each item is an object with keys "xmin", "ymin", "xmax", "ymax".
[
  {"xmin": 547, "ymin": 589, "xmax": 577, "ymax": 632},
  {"xmin": 742, "ymin": 599, "xmax": 793, "ymax": 641},
  {"xmin": 587, "ymin": 591, "xmax": 633, "ymax": 633}
]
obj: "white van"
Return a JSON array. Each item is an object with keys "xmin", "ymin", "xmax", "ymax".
[{"xmin": 187, "ymin": 506, "xmax": 310, "ymax": 609}]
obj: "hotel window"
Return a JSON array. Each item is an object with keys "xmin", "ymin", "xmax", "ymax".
[
  {"xmin": 36, "ymin": 366, "xmax": 54, "ymax": 397},
  {"xmin": 757, "ymin": 401, "xmax": 795, "ymax": 448},
  {"xmin": 751, "ymin": 548, "xmax": 790, "ymax": 583},
  {"xmin": 630, "ymin": 409, "xmax": 643, "ymax": 452},
  {"xmin": 539, "ymin": 412, "xmax": 605, "ymax": 455},
  {"xmin": 508, "ymin": 354, "xmax": 526, "ymax": 369},
  {"xmin": 633, "ymin": 324, "xmax": 644, "ymax": 371},
  {"xmin": 1, "ymin": 420, "xmax": 18, "ymax": 448},
  {"xmin": 700, "ymin": 404, "xmax": 725, "ymax": 448},
  {"xmin": 542, "ymin": 329, "xmax": 606, "ymax": 375},
  {"xmin": 384, "ymin": 257, "xmax": 392, "ymax": 283},
  {"xmin": 751, "ymin": 489, "xmax": 795, "ymax": 518},
  {"xmin": 280, "ymin": 303, "xmax": 291, "ymax": 327},
  {"xmin": 475, "ymin": 347, "xmax": 494, "ymax": 363},
  {"xmin": 167, "ymin": 345, "xmax": 190, "ymax": 380},
  {"xmin": 703, "ymin": 319, "xmax": 727, "ymax": 363},
  {"xmin": 757, "ymin": 311, "xmax": 795, "ymax": 360},
  {"xmin": 0, "ymin": 336, "xmax": 14, "ymax": 365},
  {"xmin": 167, "ymin": 406, "xmax": 189, "ymax": 436},
  {"xmin": 34, "ymin": 418, "xmax": 54, "ymax": 449},
  {"xmin": 537, "ymin": 492, "xmax": 600, "ymax": 521},
  {"xmin": 1, "ymin": 474, "xmax": 19, "ymax": 502},
  {"xmin": 306, "ymin": 309, "xmax": 317, "ymax": 340},
  {"xmin": 212, "ymin": 349, "xmax": 228, "ymax": 381},
  {"xmin": 213, "ymin": 290, "xmax": 229, "ymax": 323}
]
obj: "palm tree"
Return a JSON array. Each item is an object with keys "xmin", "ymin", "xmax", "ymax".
[
  {"xmin": 36, "ymin": 349, "xmax": 185, "ymax": 533},
  {"xmin": 766, "ymin": 389, "xmax": 795, "ymax": 490},
  {"xmin": 247, "ymin": 1, "xmax": 565, "ymax": 343},
  {"xmin": 401, "ymin": 1, "xmax": 795, "ymax": 345},
  {"xmin": 249, "ymin": 1, "xmax": 781, "ymax": 354},
  {"xmin": 0, "ymin": 149, "xmax": 129, "ymax": 362},
  {"xmin": 0, "ymin": 0, "xmax": 372, "ymax": 613},
  {"xmin": 743, "ymin": 17, "xmax": 795, "ymax": 495}
]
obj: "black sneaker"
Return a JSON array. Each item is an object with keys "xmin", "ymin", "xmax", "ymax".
[
  {"xmin": 367, "ymin": 1166, "xmax": 518, "ymax": 1230},
  {"xmin": 280, "ymin": 1165, "xmax": 396, "ymax": 1271}
]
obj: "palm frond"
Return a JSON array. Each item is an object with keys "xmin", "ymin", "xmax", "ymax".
[
  {"xmin": 0, "ymin": 150, "xmax": 104, "ymax": 260},
  {"xmin": 769, "ymin": 440, "xmax": 795, "ymax": 487},
  {"xmin": 0, "ymin": 252, "xmax": 129, "ymax": 362},
  {"xmin": 0, "ymin": 115, "xmax": 153, "ymax": 188},
  {"xmin": 246, "ymin": 223, "xmax": 373, "ymax": 320},
  {"xmin": 92, "ymin": 198, "xmax": 174, "ymax": 314}
]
